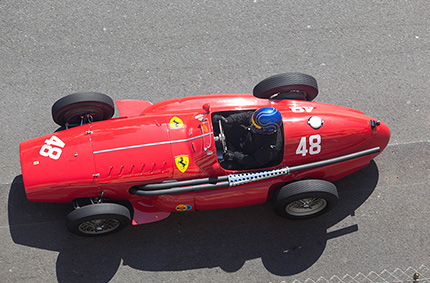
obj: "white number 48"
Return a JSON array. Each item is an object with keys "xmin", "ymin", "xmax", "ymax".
[
  {"xmin": 39, "ymin": 136, "xmax": 65, "ymax": 160},
  {"xmin": 296, "ymin": 134, "xmax": 321, "ymax": 156}
]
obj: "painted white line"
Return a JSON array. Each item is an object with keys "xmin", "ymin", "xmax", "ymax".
[
  {"xmin": 294, "ymin": 265, "xmax": 430, "ymax": 283},
  {"xmin": 387, "ymin": 140, "xmax": 430, "ymax": 147}
]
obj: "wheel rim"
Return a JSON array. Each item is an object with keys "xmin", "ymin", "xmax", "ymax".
[
  {"xmin": 78, "ymin": 218, "xmax": 120, "ymax": 235},
  {"xmin": 62, "ymin": 106, "xmax": 106, "ymax": 125},
  {"xmin": 286, "ymin": 198, "xmax": 327, "ymax": 217}
]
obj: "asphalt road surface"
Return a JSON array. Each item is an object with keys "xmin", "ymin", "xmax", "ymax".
[{"xmin": 1, "ymin": 1, "xmax": 429, "ymax": 282}]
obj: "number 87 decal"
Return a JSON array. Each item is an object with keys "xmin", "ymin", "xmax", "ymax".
[{"xmin": 296, "ymin": 134, "xmax": 321, "ymax": 156}]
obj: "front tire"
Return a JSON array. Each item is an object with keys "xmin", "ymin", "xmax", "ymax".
[
  {"xmin": 253, "ymin": 73, "xmax": 318, "ymax": 101},
  {"xmin": 52, "ymin": 92, "xmax": 115, "ymax": 127},
  {"xmin": 66, "ymin": 203, "xmax": 131, "ymax": 236},
  {"xmin": 273, "ymin": 179, "xmax": 338, "ymax": 219}
]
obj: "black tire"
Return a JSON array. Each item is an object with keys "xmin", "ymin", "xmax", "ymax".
[
  {"xmin": 66, "ymin": 203, "xmax": 131, "ymax": 236},
  {"xmin": 273, "ymin": 179, "xmax": 338, "ymax": 219},
  {"xmin": 253, "ymin": 73, "xmax": 318, "ymax": 101},
  {"xmin": 52, "ymin": 92, "xmax": 115, "ymax": 127}
]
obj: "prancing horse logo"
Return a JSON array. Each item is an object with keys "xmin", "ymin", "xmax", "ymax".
[
  {"xmin": 175, "ymin": 155, "xmax": 189, "ymax": 173},
  {"xmin": 169, "ymin": 116, "xmax": 184, "ymax": 129}
]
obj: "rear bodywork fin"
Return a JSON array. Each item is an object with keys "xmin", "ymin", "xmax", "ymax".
[
  {"xmin": 129, "ymin": 199, "xmax": 171, "ymax": 225},
  {"xmin": 115, "ymin": 100, "xmax": 152, "ymax": 117}
]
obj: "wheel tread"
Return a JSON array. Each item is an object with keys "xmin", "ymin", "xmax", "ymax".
[
  {"xmin": 273, "ymin": 179, "xmax": 338, "ymax": 219},
  {"xmin": 253, "ymin": 73, "xmax": 318, "ymax": 101},
  {"xmin": 66, "ymin": 203, "xmax": 131, "ymax": 236},
  {"xmin": 52, "ymin": 92, "xmax": 115, "ymax": 126}
]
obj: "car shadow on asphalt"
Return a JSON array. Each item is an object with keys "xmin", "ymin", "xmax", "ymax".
[{"xmin": 8, "ymin": 161, "xmax": 378, "ymax": 282}]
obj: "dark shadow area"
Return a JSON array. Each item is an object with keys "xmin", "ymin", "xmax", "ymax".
[{"xmin": 9, "ymin": 161, "xmax": 378, "ymax": 282}]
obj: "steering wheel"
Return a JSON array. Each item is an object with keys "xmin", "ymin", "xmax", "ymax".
[{"xmin": 218, "ymin": 120, "xmax": 228, "ymax": 153}]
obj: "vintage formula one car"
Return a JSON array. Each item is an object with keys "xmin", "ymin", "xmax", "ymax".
[{"xmin": 19, "ymin": 73, "xmax": 390, "ymax": 236}]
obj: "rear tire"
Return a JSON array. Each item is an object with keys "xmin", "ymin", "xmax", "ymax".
[
  {"xmin": 66, "ymin": 203, "xmax": 130, "ymax": 236},
  {"xmin": 253, "ymin": 73, "xmax": 318, "ymax": 101},
  {"xmin": 273, "ymin": 179, "xmax": 338, "ymax": 219},
  {"xmin": 52, "ymin": 92, "xmax": 115, "ymax": 127}
]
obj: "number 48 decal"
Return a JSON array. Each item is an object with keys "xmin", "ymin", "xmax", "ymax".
[
  {"xmin": 296, "ymin": 134, "xmax": 321, "ymax": 156},
  {"xmin": 39, "ymin": 136, "xmax": 65, "ymax": 160}
]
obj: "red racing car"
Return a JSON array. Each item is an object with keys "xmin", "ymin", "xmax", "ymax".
[{"xmin": 19, "ymin": 73, "xmax": 390, "ymax": 236}]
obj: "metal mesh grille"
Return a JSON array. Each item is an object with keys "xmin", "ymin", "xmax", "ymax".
[{"xmin": 228, "ymin": 167, "xmax": 289, "ymax": 186}]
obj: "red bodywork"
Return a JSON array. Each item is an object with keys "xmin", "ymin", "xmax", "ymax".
[{"xmin": 19, "ymin": 94, "xmax": 390, "ymax": 225}]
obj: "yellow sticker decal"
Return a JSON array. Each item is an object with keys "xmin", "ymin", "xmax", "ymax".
[
  {"xmin": 169, "ymin": 116, "xmax": 184, "ymax": 129},
  {"xmin": 200, "ymin": 122, "xmax": 209, "ymax": 132},
  {"xmin": 176, "ymin": 204, "xmax": 192, "ymax": 211},
  {"xmin": 175, "ymin": 155, "xmax": 189, "ymax": 173}
]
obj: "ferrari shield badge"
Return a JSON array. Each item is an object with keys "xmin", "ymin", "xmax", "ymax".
[
  {"xmin": 169, "ymin": 116, "xmax": 184, "ymax": 129},
  {"xmin": 175, "ymin": 155, "xmax": 189, "ymax": 173}
]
